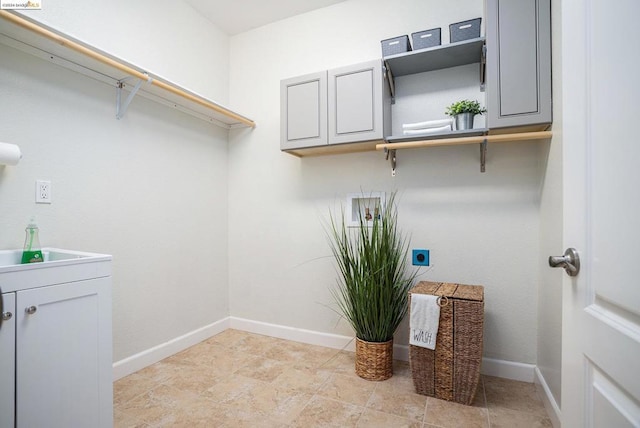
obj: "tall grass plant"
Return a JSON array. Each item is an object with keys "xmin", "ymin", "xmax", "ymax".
[{"xmin": 328, "ymin": 192, "xmax": 417, "ymax": 343}]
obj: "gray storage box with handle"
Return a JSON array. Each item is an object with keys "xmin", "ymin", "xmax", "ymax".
[
  {"xmin": 381, "ymin": 35, "xmax": 412, "ymax": 57},
  {"xmin": 412, "ymin": 28, "xmax": 441, "ymax": 50},
  {"xmin": 449, "ymin": 18, "xmax": 481, "ymax": 43}
]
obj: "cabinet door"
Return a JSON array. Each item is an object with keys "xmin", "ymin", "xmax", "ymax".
[
  {"xmin": 486, "ymin": 0, "xmax": 552, "ymax": 129},
  {"xmin": 328, "ymin": 60, "xmax": 386, "ymax": 145},
  {"xmin": 0, "ymin": 291, "xmax": 15, "ymax": 428},
  {"xmin": 16, "ymin": 277, "xmax": 113, "ymax": 428},
  {"xmin": 281, "ymin": 71, "xmax": 327, "ymax": 150}
]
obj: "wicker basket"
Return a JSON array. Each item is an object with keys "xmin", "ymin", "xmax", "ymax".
[
  {"xmin": 355, "ymin": 338, "xmax": 393, "ymax": 381},
  {"xmin": 409, "ymin": 281, "xmax": 484, "ymax": 405}
]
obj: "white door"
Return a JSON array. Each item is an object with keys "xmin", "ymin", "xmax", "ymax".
[{"xmin": 560, "ymin": 0, "xmax": 640, "ymax": 426}]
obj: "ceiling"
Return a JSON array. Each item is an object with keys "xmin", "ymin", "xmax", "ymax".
[{"xmin": 183, "ymin": 0, "xmax": 347, "ymax": 35}]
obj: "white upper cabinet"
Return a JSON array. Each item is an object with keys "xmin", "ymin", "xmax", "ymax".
[
  {"xmin": 328, "ymin": 60, "xmax": 389, "ymax": 146},
  {"xmin": 485, "ymin": 0, "xmax": 552, "ymax": 129},
  {"xmin": 281, "ymin": 71, "xmax": 327, "ymax": 151},
  {"xmin": 281, "ymin": 59, "xmax": 390, "ymax": 156}
]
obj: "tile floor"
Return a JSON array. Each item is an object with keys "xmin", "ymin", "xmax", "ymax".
[{"xmin": 114, "ymin": 329, "xmax": 553, "ymax": 427}]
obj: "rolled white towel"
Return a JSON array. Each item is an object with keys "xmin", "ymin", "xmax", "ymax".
[
  {"xmin": 402, "ymin": 124, "xmax": 451, "ymax": 136},
  {"xmin": 402, "ymin": 118, "xmax": 453, "ymax": 130}
]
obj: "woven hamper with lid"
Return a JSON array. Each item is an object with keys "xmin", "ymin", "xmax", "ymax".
[{"xmin": 409, "ymin": 281, "xmax": 484, "ymax": 405}]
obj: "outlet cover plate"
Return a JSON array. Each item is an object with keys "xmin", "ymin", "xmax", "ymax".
[
  {"xmin": 412, "ymin": 249, "xmax": 430, "ymax": 266},
  {"xmin": 36, "ymin": 179, "xmax": 51, "ymax": 204}
]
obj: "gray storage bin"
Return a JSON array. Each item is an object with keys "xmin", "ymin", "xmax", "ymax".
[
  {"xmin": 412, "ymin": 28, "xmax": 441, "ymax": 50},
  {"xmin": 381, "ymin": 35, "xmax": 412, "ymax": 57},
  {"xmin": 449, "ymin": 18, "xmax": 481, "ymax": 43}
]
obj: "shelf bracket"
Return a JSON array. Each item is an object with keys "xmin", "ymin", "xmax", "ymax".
[
  {"xmin": 480, "ymin": 44, "xmax": 486, "ymax": 92},
  {"xmin": 116, "ymin": 74, "xmax": 153, "ymax": 120},
  {"xmin": 383, "ymin": 61, "xmax": 396, "ymax": 104},
  {"xmin": 480, "ymin": 138, "xmax": 488, "ymax": 173},
  {"xmin": 385, "ymin": 147, "xmax": 397, "ymax": 176}
]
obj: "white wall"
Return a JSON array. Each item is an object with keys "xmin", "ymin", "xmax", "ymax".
[
  {"xmin": 536, "ymin": 0, "xmax": 564, "ymax": 409},
  {"xmin": 1, "ymin": 0, "xmax": 557, "ymax": 371},
  {"xmin": 0, "ymin": 3, "xmax": 231, "ymax": 362},
  {"xmin": 228, "ymin": 0, "xmax": 544, "ymax": 364}
]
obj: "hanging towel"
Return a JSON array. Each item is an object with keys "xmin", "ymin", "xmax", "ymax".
[
  {"xmin": 410, "ymin": 294, "xmax": 440, "ymax": 350},
  {"xmin": 402, "ymin": 124, "xmax": 451, "ymax": 136},
  {"xmin": 402, "ymin": 118, "xmax": 453, "ymax": 130}
]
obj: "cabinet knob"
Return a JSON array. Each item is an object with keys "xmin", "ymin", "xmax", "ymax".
[
  {"xmin": 25, "ymin": 305, "xmax": 37, "ymax": 315},
  {"xmin": 1, "ymin": 312, "xmax": 12, "ymax": 321}
]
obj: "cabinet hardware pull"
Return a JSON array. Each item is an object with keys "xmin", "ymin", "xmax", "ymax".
[{"xmin": 25, "ymin": 305, "xmax": 37, "ymax": 315}]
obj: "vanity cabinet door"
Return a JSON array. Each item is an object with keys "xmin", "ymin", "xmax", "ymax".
[
  {"xmin": 486, "ymin": 0, "xmax": 552, "ymax": 129},
  {"xmin": 0, "ymin": 291, "xmax": 15, "ymax": 428},
  {"xmin": 281, "ymin": 71, "xmax": 328, "ymax": 150},
  {"xmin": 16, "ymin": 277, "xmax": 113, "ymax": 428}
]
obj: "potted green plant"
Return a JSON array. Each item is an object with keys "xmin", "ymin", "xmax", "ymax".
[
  {"xmin": 445, "ymin": 99, "xmax": 487, "ymax": 130},
  {"xmin": 327, "ymin": 192, "xmax": 417, "ymax": 381}
]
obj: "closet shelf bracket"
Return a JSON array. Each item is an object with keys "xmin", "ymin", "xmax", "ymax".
[
  {"xmin": 116, "ymin": 74, "xmax": 153, "ymax": 120},
  {"xmin": 480, "ymin": 138, "xmax": 488, "ymax": 173},
  {"xmin": 385, "ymin": 148, "xmax": 397, "ymax": 177}
]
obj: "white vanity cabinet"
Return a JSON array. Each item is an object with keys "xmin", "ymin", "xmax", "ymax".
[
  {"xmin": 281, "ymin": 59, "xmax": 391, "ymax": 156},
  {"xmin": 0, "ymin": 248, "xmax": 112, "ymax": 428},
  {"xmin": 0, "ymin": 290, "xmax": 16, "ymax": 428}
]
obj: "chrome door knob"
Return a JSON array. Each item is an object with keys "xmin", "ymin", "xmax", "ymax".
[
  {"xmin": 25, "ymin": 305, "xmax": 37, "ymax": 315},
  {"xmin": 549, "ymin": 248, "xmax": 580, "ymax": 276},
  {"xmin": 2, "ymin": 312, "xmax": 12, "ymax": 321}
]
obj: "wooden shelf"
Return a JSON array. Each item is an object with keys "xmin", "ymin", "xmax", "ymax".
[
  {"xmin": 282, "ymin": 128, "xmax": 551, "ymax": 161},
  {"xmin": 378, "ymin": 130, "xmax": 552, "ymax": 175},
  {"xmin": 0, "ymin": 11, "xmax": 255, "ymax": 129},
  {"xmin": 377, "ymin": 130, "xmax": 552, "ymax": 151},
  {"xmin": 384, "ymin": 37, "xmax": 485, "ymax": 77},
  {"xmin": 282, "ymin": 140, "xmax": 381, "ymax": 158}
]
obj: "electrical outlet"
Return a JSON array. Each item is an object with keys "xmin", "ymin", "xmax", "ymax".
[
  {"xmin": 36, "ymin": 180, "xmax": 52, "ymax": 204},
  {"xmin": 412, "ymin": 249, "xmax": 430, "ymax": 266}
]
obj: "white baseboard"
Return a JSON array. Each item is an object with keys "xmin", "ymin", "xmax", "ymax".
[
  {"xmin": 230, "ymin": 317, "xmax": 534, "ymax": 383},
  {"xmin": 229, "ymin": 316, "xmax": 356, "ymax": 351},
  {"xmin": 230, "ymin": 316, "xmax": 414, "ymax": 360},
  {"xmin": 112, "ymin": 317, "xmax": 229, "ymax": 381},
  {"xmin": 114, "ymin": 316, "xmax": 539, "ymax": 386},
  {"xmin": 480, "ymin": 357, "xmax": 536, "ymax": 382},
  {"xmin": 535, "ymin": 367, "xmax": 562, "ymax": 428}
]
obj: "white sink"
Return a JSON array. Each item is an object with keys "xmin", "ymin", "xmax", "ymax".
[
  {"xmin": 0, "ymin": 248, "xmax": 111, "ymax": 292},
  {"xmin": 0, "ymin": 248, "xmax": 101, "ymax": 268}
]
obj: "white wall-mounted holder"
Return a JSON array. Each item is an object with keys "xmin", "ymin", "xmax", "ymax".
[
  {"xmin": 0, "ymin": 142, "xmax": 22, "ymax": 165},
  {"xmin": 346, "ymin": 192, "xmax": 386, "ymax": 227}
]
